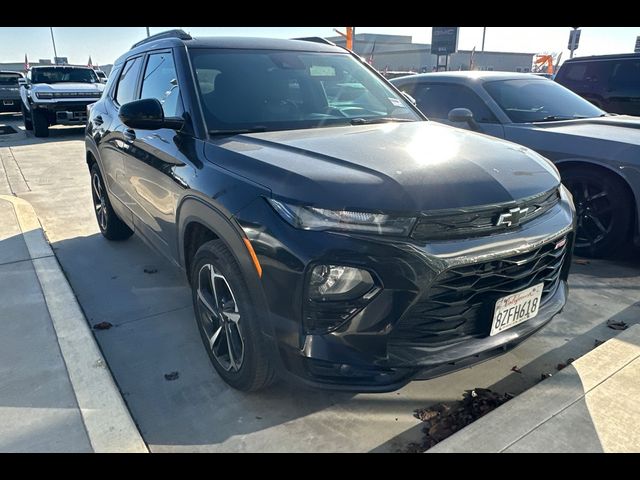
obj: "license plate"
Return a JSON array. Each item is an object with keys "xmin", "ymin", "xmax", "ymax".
[
  {"xmin": 3, "ymin": 100, "xmax": 14, "ymax": 105},
  {"xmin": 490, "ymin": 283, "xmax": 544, "ymax": 336}
]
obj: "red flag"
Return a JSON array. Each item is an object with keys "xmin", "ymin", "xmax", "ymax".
[
  {"xmin": 24, "ymin": 54, "xmax": 30, "ymax": 72},
  {"xmin": 87, "ymin": 56, "xmax": 93, "ymax": 68}
]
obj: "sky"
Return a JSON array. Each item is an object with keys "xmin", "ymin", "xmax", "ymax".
[{"xmin": 0, "ymin": 27, "xmax": 638, "ymax": 66}]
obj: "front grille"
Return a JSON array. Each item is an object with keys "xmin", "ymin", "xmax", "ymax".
[
  {"xmin": 411, "ymin": 188, "xmax": 560, "ymax": 241},
  {"xmin": 391, "ymin": 238, "xmax": 568, "ymax": 346}
]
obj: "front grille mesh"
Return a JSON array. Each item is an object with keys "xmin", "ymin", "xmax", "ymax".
[
  {"xmin": 411, "ymin": 188, "xmax": 560, "ymax": 241},
  {"xmin": 391, "ymin": 239, "xmax": 568, "ymax": 346}
]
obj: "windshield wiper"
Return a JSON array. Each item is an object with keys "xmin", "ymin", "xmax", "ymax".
[
  {"xmin": 533, "ymin": 115, "xmax": 587, "ymax": 122},
  {"xmin": 349, "ymin": 117, "xmax": 415, "ymax": 125},
  {"xmin": 208, "ymin": 127, "xmax": 267, "ymax": 136}
]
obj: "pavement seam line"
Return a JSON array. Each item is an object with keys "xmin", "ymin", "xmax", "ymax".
[
  {"xmin": 8, "ymin": 147, "xmax": 31, "ymax": 192},
  {"xmin": 0, "ymin": 254, "xmax": 55, "ymax": 267},
  {"xmin": 498, "ymin": 343, "xmax": 640, "ymax": 452},
  {"xmin": 1, "ymin": 194, "xmax": 148, "ymax": 453}
]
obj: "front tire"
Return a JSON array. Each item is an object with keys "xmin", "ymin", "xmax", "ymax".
[
  {"xmin": 32, "ymin": 110, "xmax": 49, "ymax": 137},
  {"xmin": 191, "ymin": 239, "xmax": 275, "ymax": 391},
  {"xmin": 562, "ymin": 166, "xmax": 632, "ymax": 258},
  {"xmin": 90, "ymin": 163, "xmax": 133, "ymax": 241},
  {"xmin": 22, "ymin": 104, "xmax": 33, "ymax": 131}
]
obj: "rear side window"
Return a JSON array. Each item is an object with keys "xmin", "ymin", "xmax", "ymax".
[
  {"xmin": 115, "ymin": 57, "xmax": 143, "ymax": 106},
  {"xmin": 412, "ymin": 83, "xmax": 498, "ymax": 123},
  {"xmin": 140, "ymin": 52, "xmax": 183, "ymax": 118},
  {"xmin": 562, "ymin": 64, "xmax": 587, "ymax": 82},
  {"xmin": 609, "ymin": 59, "xmax": 640, "ymax": 91}
]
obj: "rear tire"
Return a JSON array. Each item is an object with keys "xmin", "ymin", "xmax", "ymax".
[
  {"xmin": 191, "ymin": 239, "xmax": 276, "ymax": 392},
  {"xmin": 561, "ymin": 166, "xmax": 632, "ymax": 258},
  {"xmin": 90, "ymin": 163, "xmax": 133, "ymax": 241},
  {"xmin": 22, "ymin": 104, "xmax": 33, "ymax": 131},
  {"xmin": 32, "ymin": 110, "xmax": 49, "ymax": 137}
]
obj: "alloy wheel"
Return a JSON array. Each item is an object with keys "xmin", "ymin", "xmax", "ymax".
[
  {"xmin": 565, "ymin": 178, "xmax": 613, "ymax": 251},
  {"xmin": 92, "ymin": 173, "xmax": 108, "ymax": 231},
  {"xmin": 196, "ymin": 263, "xmax": 245, "ymax": 372}
]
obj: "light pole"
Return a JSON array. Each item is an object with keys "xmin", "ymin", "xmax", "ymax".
[
  {"xmin": 482, "ymin": 27, "xmax": 486, "ymax": 52},
  {"xmin": 50, "ymin": 27, "xmax": 59, "ymax": 63},
  {"xmin": 146, "ymin": 27, "xmax": 151, "ymax": 37}
]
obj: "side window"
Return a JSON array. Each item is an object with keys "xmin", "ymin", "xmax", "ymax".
[
  {"xmin": 563, "ymin": 64, "xmax": 587, "ymax": 82},
  {"xmin": 115, "ymin": 57, "xmax": 143, "ymax": 106},
  {"xmin": 413, "ymin": 83, "xmax": 498, "ymax": 123},
  {"xmin": 609, "ymin": 59, "xmax": 640, "ymax": 91},
  {"xmin": 140, "ymin": 52, "xmax": 182, "ymax": 117}
]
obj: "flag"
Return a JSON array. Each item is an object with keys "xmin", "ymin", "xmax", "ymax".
[
  {"xmin": 87, "ymin": 56, "xmax": 93, "ymax": 68},
  {"xmin": 24, "ymin": 54, "xmax": 30, "ymax": 72}
]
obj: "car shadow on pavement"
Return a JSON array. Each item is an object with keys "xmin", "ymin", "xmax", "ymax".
[{"xmin": 51, "ymin": 232, "xmax": 443, "ymax": 451}]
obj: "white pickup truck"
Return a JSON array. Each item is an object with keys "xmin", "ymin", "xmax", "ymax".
[{"xmin": 20, "ymin": 65, "xmax": 105, "ymax": 137}]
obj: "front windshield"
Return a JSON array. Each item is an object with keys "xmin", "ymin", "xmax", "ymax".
[
  {"xmin": 190, "ymin": 48, "xmax": 421, "ymax": 133},
  {"xmin": 0, "ymin": 73, "xmax": 21, "ymax": 85},
  {"xmin": 31, "ymin": 67, "xmax": 98, "ymax": 84},
  {"xmin": 483, "ymin": 78, "xmax": 605, "ymax": 123}
]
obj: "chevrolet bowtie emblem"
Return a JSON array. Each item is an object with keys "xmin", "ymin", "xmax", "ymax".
[{"xmin": 496, "ymin": 207, "xmax": 529, "ymax": 227}]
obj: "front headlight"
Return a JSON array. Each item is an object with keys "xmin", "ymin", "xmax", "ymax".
[{"xmin": 268, "ymin": 199, "xmax": 416, "ymax": 236}]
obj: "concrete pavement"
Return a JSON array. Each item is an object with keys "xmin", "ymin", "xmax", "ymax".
[
  {"xmin": 430, "ymin": 324, "xmax": 640, "ymax": 452},
  {"xmin": 0, "ymin": 169, "xmax": 147, "ymax": 452}
]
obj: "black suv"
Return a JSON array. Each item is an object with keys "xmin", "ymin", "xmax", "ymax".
[
  {"xmin": 555, "ymin": 53, "xmax": 640, "ymax": 116},
  {"xmin": 86, "ymin": 30, "xmax": 575, "ymax": 392}
]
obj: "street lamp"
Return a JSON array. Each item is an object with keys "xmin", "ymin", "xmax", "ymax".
[{"xmin": 50, "ymin": 27, "xmax": 59, "ymax": 63}]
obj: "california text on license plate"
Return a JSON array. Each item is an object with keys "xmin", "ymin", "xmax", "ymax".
[{"xmin": 490, "ymin": 283, "xmax": 544, "ymax": 336}]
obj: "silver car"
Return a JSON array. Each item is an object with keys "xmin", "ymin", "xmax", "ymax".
[{"xmin": 391, "ymin": 72, "xmax": 640, "ymax": 258}]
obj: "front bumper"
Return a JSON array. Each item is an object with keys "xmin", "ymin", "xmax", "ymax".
[
  {"xmin": 0, "ymin": 97, "xmax": 20, "ymax": 111},
  {"xmin": 31, "ymin": 100, "xmax": 94, "ymax": 125},
  {"xmin": 236, "ymin": 186, "xmax": 576, "ymax": 392}
]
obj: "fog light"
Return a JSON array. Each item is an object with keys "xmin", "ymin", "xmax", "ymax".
[{"xmin": 308, "ymin": 265, "xmax": 374, "ymax": 301}]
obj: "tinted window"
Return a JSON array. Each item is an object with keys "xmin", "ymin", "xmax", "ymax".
[
  {"xmin": 609, "ymin": 59, "xmax": 640, "ymax": 91},
  {"xmin": 412, "ymin": 83, "xmax": 498, "ymax": 123},
  {"xmin": 31, "ymin": 67, "xmax": 98, "ymax": 84},
  {"xmin": 484, "ymin": 78, "xmax": 605, "ymax": 123},
  {"xmin": 190, "ymin": 49, "xmax": 420, "ymax": 132},
  {"xmin": 0, "ymin": 73, "xmax": 21, "ymax": 85},
  {"xmin": 140, "ymin": 52, "xmax": 182, "ymax": 117},
  {"xmin": 115, "ymin": 57, "xmax": 143, "ymax": 106}
]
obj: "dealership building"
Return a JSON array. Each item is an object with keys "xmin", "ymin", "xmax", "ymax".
[{"xmin": 327, "ymin": 33, "xmax": 536, "ymax": 73}]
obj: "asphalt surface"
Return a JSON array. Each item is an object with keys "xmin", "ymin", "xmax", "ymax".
[{"xmin": 2, "ymin": 111, "xmax": 639, "ymax": 452}]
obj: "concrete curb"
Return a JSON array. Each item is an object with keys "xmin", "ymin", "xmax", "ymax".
[
  {"xmin": 0, "ymin": 194, "xmax": 148, "ymax": 453},
  {"xmin": 428, "ymin": 324, "xmax": 640, "ymax": 453}
]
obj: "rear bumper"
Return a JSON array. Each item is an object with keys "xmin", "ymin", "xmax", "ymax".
[{"xmin": 0, "ymin": 97, "xmax": 21, "ymax": 112}]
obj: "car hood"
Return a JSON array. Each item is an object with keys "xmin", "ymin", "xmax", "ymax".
[
  {"xmin": 506, "ymin": 115, "xmax": 640, "ymax": 165},
  {"xmin": 205, "ymin": 121, "xmax": 560, "ymax": 213},
  {"xmin": 32, "ymin": 82, "xmax": 104, "ymax": 92}
]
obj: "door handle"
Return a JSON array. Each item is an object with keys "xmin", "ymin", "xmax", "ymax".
[
  {"xmin": 123, "ymin": 129, "xmax": 136, "ymax": 142},
  {"xmin": 93, "ymin": 115, "xmax": 104, "ymax": 126}
]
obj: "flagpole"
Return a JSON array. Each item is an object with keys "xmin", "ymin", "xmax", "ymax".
[{"xmin": 50, "ymin": 27, "xmax": 59, "ymax": 63}]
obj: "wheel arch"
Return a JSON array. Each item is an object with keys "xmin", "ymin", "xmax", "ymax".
[
  {"xmin": 177, "ymin": 195, "xmax": 275, "ymax": 340},
  {"xmin": 556, "ymin": 158, "xmax": 639, "ymax": 241}
]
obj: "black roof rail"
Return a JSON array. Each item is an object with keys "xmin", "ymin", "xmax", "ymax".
[
  {"xmin": 293, "ymin": 37, "xmax": 337, "ymax": 47},
  {"xmin": 131, "ymin": 29, "xmax": 192, "ymax": 49}
]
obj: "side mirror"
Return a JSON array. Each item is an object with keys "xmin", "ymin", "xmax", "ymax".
[
  {"xmin": 448, "ymin": 107, "xmax": 482, "ymax": 132},
  {"xmin": 18, "ymin": 78, "xmax": 28, "ymax": 88},
  {"xmin": 402, "ymin": 91, "xmax": 417, "ymax": 106},
  {"xmin": 119, "ymin": 98, "xmax": 184, "ymax": 130}
]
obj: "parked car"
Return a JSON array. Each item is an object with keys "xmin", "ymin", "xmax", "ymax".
[
  {"xmin": 19, "ymin": 65, "xmax": 105, "ymax": 137},
  {"xmin": 0, "ymin": 70, "xmax": 24, "ymax": 112},
  {"xmin": 391, "ymin": 71, "xmax": 640, "ymax": 257},
  {"xmin": 555, "ymin": 53, "xmax": 640, "ymax": 116},
  {"xmin": 86, "ymin": 31, "xmax": 575, "ymax": 392}
]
